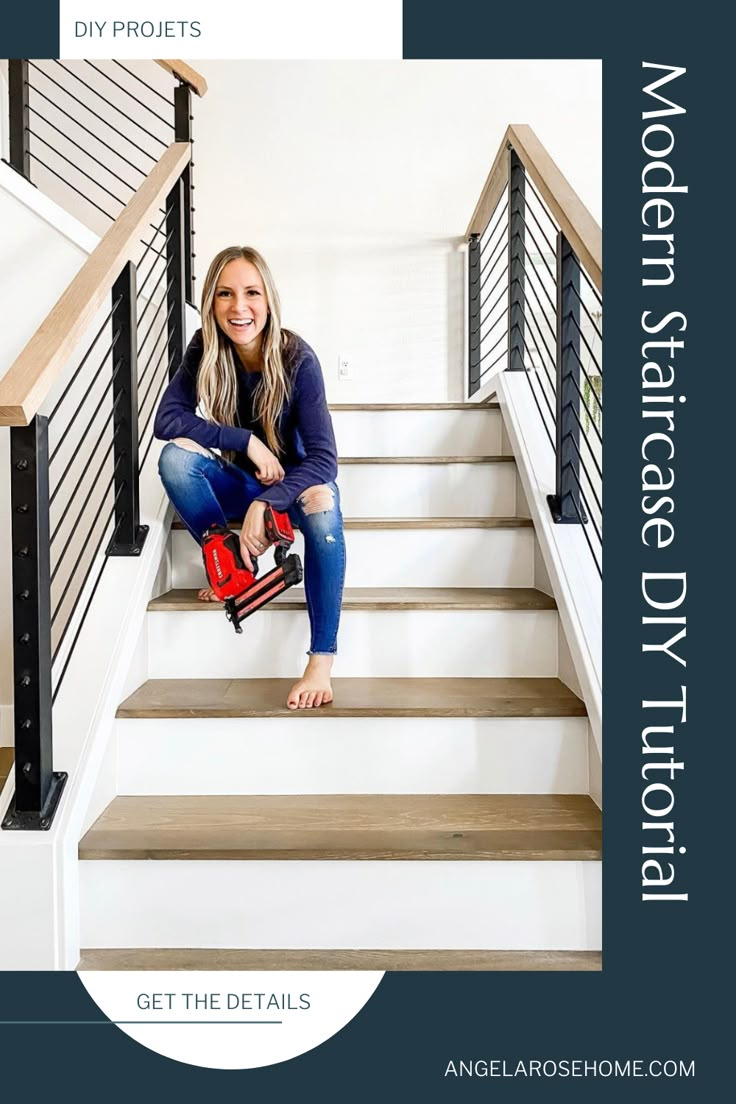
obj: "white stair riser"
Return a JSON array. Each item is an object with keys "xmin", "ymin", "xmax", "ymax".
[
  {"xmin": 171, "ymin": 527, "xmax": 535, "ymax": 589},
  {"xmin": 147, "ymin": 609, "xmax": 559, "ymax": 678},
  {"xmin": 80, "ymin": 860, "xmax": 601, "ymax": 950},
  {"xmin": 332, "ymin": 409, "xmax": 503, "ymax": 457},
  {"xmin": 116, "ymin": 716, "xmax": 589, "ymax": 795},
  {"xmin": 337, "ymin": 461, "xmax": 516, "ymax": 517}
]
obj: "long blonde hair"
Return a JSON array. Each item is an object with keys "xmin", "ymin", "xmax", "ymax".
[{"xmin": 198, "ymin": 246, "xmax": 294, "ymax": 456}]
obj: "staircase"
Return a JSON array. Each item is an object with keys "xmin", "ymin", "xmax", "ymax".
[{"xmin": 76, "ymin": 401, "xmax": 601, "ymax": 970}]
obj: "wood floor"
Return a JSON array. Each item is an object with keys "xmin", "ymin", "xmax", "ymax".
[
  {"xmin": 149, "ymin": 586, "xmax": 557, "ymax": 613},
  {"xmin": 79, "ymin": 793, "xmax": 601, "ymax": 861},
  {"xmin": 0, "ymin": 748, "xmax": 13, "ymax": 791},
  {"xmin": 77, "ymin": 948, "xmax": 601, "ymax": 971},
  {"xmin": 338, "ymin": 455, "xmax": 514, "ymax": 464},
  {"xmin": 117, "ymin": 676, "xmax": 586, "ymax": 719},
  {"xmin": 172, "ymin": 516, "xmax": 534, "ymax": 530},
  {"xmin": 328, "ymin": 402, "xmax": 501, "ymax": 411}
]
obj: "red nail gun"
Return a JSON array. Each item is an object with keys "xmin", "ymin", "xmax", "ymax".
[{"xmin": 202, "ymin": 506, "xmax": 303, "ymax": 633}]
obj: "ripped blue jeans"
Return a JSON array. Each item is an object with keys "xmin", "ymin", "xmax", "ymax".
[{"xmin": 158, "ymin": 441, "xmax": 345, "ymax": 655}]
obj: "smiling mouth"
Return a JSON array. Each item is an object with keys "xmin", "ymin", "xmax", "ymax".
[{"xmin": 229, "ymin": 319, "xmax": 254, "ymax": 328}]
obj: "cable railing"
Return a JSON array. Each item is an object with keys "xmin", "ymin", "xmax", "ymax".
[
  {"xmin": 7, "ymin": 58, "xmax": 198, "ymax": 305},
  {"xmin": 1, "ymin": 60, "xmax": 207, "ymax": 832},
  {"xmin": 466, "ymin": 125, "xmax": 602, "ymax": 578}
]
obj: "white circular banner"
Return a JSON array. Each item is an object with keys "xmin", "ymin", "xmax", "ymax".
[{"xmin": 78, "ymin": 970, "xmax": 384, "ymax": 1069}]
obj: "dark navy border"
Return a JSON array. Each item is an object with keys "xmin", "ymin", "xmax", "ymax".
[
  {"xmin": 0, "ymin": 1, "xmax": 728, "ymax": 1099},
  {"xmin": 5, "ymin": 2, "xmax": 59, "ymax": 57}
]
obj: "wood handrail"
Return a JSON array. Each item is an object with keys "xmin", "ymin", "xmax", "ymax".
[
  {"xmin": 0, "ymin": 143, "xmax": 191, "ymax": 427},
  {"xmin": 155, "ymin": 60, "xmax": 208, "ymax": 97},
  {"xmin": 466, "ymin": 124, "xmax": 601, "ymax": 292}
]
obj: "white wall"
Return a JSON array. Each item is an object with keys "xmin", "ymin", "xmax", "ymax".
[{"xmin": 193, "ymin": 59, "xmax": 602, "ymax": 400}]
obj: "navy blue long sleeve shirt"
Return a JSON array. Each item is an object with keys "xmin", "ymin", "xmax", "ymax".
[{"xmin": 153, "ymin": 330, "xmax": 338, "ymax": 511}]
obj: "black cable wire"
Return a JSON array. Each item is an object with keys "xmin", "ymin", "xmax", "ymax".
[
  {"xmin": 568, "ymin": 343, "xmax": 603, "ymax": 414},
  {"xmin": 480, "ymin": 197, "xmax": 509, "ymax": 250},
  {"xmin": 567, "ymin": 279, "xmax": 603, "ymax": 342},
  {"xmin": 137, "ymin": 319, "xmax": 172, "ymax": 396},
  {"xmin": 476, "ymin": 344, "xmax": 509, "ymax": 382},
  {"xmin": 568, "ymin": 370, "xmax": 603, "ymax": 447},
  {"xmin": 477, "ymin": 262, "xmax": 509, "ymax": 318},
  {"xmin": 471, "ymin": 241, "xmax": 507, "ymax": 303},
  {"xmin": 514, "ymin": 210, "xmax": 556, "ymax": 284},
  {"xmin": 568, "ymin": 433, "xmax": 603, "ymax": 517},
  {"xmin": 515, "ymin": 297, "xmax": 556, "ymax": 370},
  {"xmin": 112, "ymin": 60, "xmax": 174, "ymax": 107},
  {"xmin": 478, "ymin": 321, "xmax": 509, "ymax": 365},
  {"xmin": 136, "ymin": 245, "xmax": 169, "ymax": 303},
  {"xmin": 52, "ymin": 499, "xmax": 126, "ymax": 695},
  {"xmin": 27, "ymin": 126, "xmax": 129, "ymax": 208},
  {"xmin": 26, "ymin": 79, "xmax": 149, "ymax": 177},
  {"xmin": 50, "ymin": 449, "xmax": 124, "ymax": 589},
  {"xmin": 472, "ymin": 280, "xmax": 509, "ymax": 337},
  {"xmin": 49, "ymin": 374, "xmax": 121, "ymax": 509},
  {"xmin": 520, "ymin": 368, "xmax": 556, "ymax": 452},
  {"xmin": 523, "ymin": 171, "xmax": 562, "ymax": 241},
  {"xmin": 566, "ymin": 461, "xmax": 603, "ymax": 547},
  {"xmin": 568, "ymin": 308, "xmax": 603, "ymax": 377},
  {"xmin": 515, "ymin": 258, "xmax": 558, "ymax": 348},
  {"xmin": 137, "ymin": 260, "xmax": 174, "ymax": 331},
  {"xmin": 137, "ymin": 223, "xmax": 175, "ymax": 295},
  {"xmin": 49, "ymin": 337, "xmax": 122, "ymax": 464},
  {"xmin": 29, "ymin": 107, "xmax": 139, "ymax": 194},
  {"xmin": 28, "ymin": 64, "xmax": 157, "ymax": 162},
  {"xmin": 479, "ymin": 304, "xmax": 509, "ymax": 347},
  {"xmin": 566, "ymin": 402, "xmax": 603, "ymax": 481},
  {"xmin": 478, "ymin": 220, "xmax": 507, "ymax": 281},
  {"xmin": 138, "ymin": 350, "xmax": 177, "ymax": 456},
  {"xmin": 513, "ymin": 180, "xmax": 558, "ymax": 257},
  {"xmin": 519, "ymin": 330, "xmax": 557, "ymax": 425},
  {"xmin": 53, "ymin": 60, "xmax": 168, "ymax": 148},
  {"xmin": 517, "ymin": 242, "xmax": 558, "ymax": 319},
  {"xmin": 138, "ymin": 288, "xmax": 175, "ymax": 358},
  {"xmin": 84, "ymin": 61, "xmax": 174, "ymax": 128},
  {"xmin": 27, "ymin": 152, "xmax": 115, "ymax": 221},
  {"xmin": 48, "ymin": 302, "xmax": 121, "ymax": 422},
  {"xmin": 576, "ymin": 260, "xmax": 603, "ymax": 307}
]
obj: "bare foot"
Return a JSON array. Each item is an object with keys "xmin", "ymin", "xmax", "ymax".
[
  {"xmin": 287, "ymin": 655, "xmax": 334, "ymax": 710},
  {"xmin": 197, "ymin": 587, "xmax": 222, "ymax": 602}
]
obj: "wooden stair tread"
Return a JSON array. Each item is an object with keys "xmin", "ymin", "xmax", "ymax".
[
  {"xmin": 117, "ymin": 676, "xmax": 586, "ymax": 718},
  {"xmin": 329, "ymin": 402, "xmax": 499, "ymax": 411},
  {"xmin": 172, "ymin": 516, "xmax": 533, "ymax": 530},
  {"xmin": 0, "ymin": 747, "xmax": 13, "ymax": 790},
  {"xmin": 148, "ymin": 586, "xmax": 556, "ymax": 613},
  {"xmin": 77, "ymin": 948, "xmax": 600, "ymax": 971},
  {"xmin": 79, "ymin": 794, "xmax": 601, "ymax": 861},
  {"xmin": 339, "ymin": 455, "xmax": 513, "ymax": 464}
]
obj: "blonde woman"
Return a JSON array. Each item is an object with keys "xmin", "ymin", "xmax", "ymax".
[{"xmin": 154, "ymin": 246, "xmax": 345, "ymax": 710}]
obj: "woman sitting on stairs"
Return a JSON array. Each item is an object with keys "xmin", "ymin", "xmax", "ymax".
[{"xmin": 154, "ymin": 245, "xmax": 345, "ymax": 710}]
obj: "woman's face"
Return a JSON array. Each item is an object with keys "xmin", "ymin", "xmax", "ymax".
[{"xmin": 213, "ymin": 257, "xmax": 269, "ymax": 353}]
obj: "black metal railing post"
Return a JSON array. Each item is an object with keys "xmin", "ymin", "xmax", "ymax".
[
  {"xmin": 547, "ymin": 232, "xmax": 587, "ymax": 524},
  {"xmin": 8, "ymin": 59, "xmax": 31, "ymax": 180},
  {"xmin": 507, "ymin": 149, "xmax": 526, "ymax": 371},
  {"xmin": 174, "ymin": 82, "xmax": 195, "ymax": 304},
  {"xmin": 166, "ymin": 176, "xmax": 186, "ymax": 379},
  {"xmin": 3, "ymin": 418, "xmax": 67, "ymax": 831},
  {"xmin": 107, "ymin": 262, "xmax": 149, "ymax": 556},
  {"xmin": 468, "ymin": 233, "xmax": 481, "ymax": 395}
]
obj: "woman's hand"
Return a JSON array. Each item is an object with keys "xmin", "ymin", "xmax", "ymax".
[
  {"xmin": 240, "ymin": 500, "xmax": 269, "ymax": 572},
  {"xmin": 247, "ymin": 434, "xmax": 284, "ymax": 486}
]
